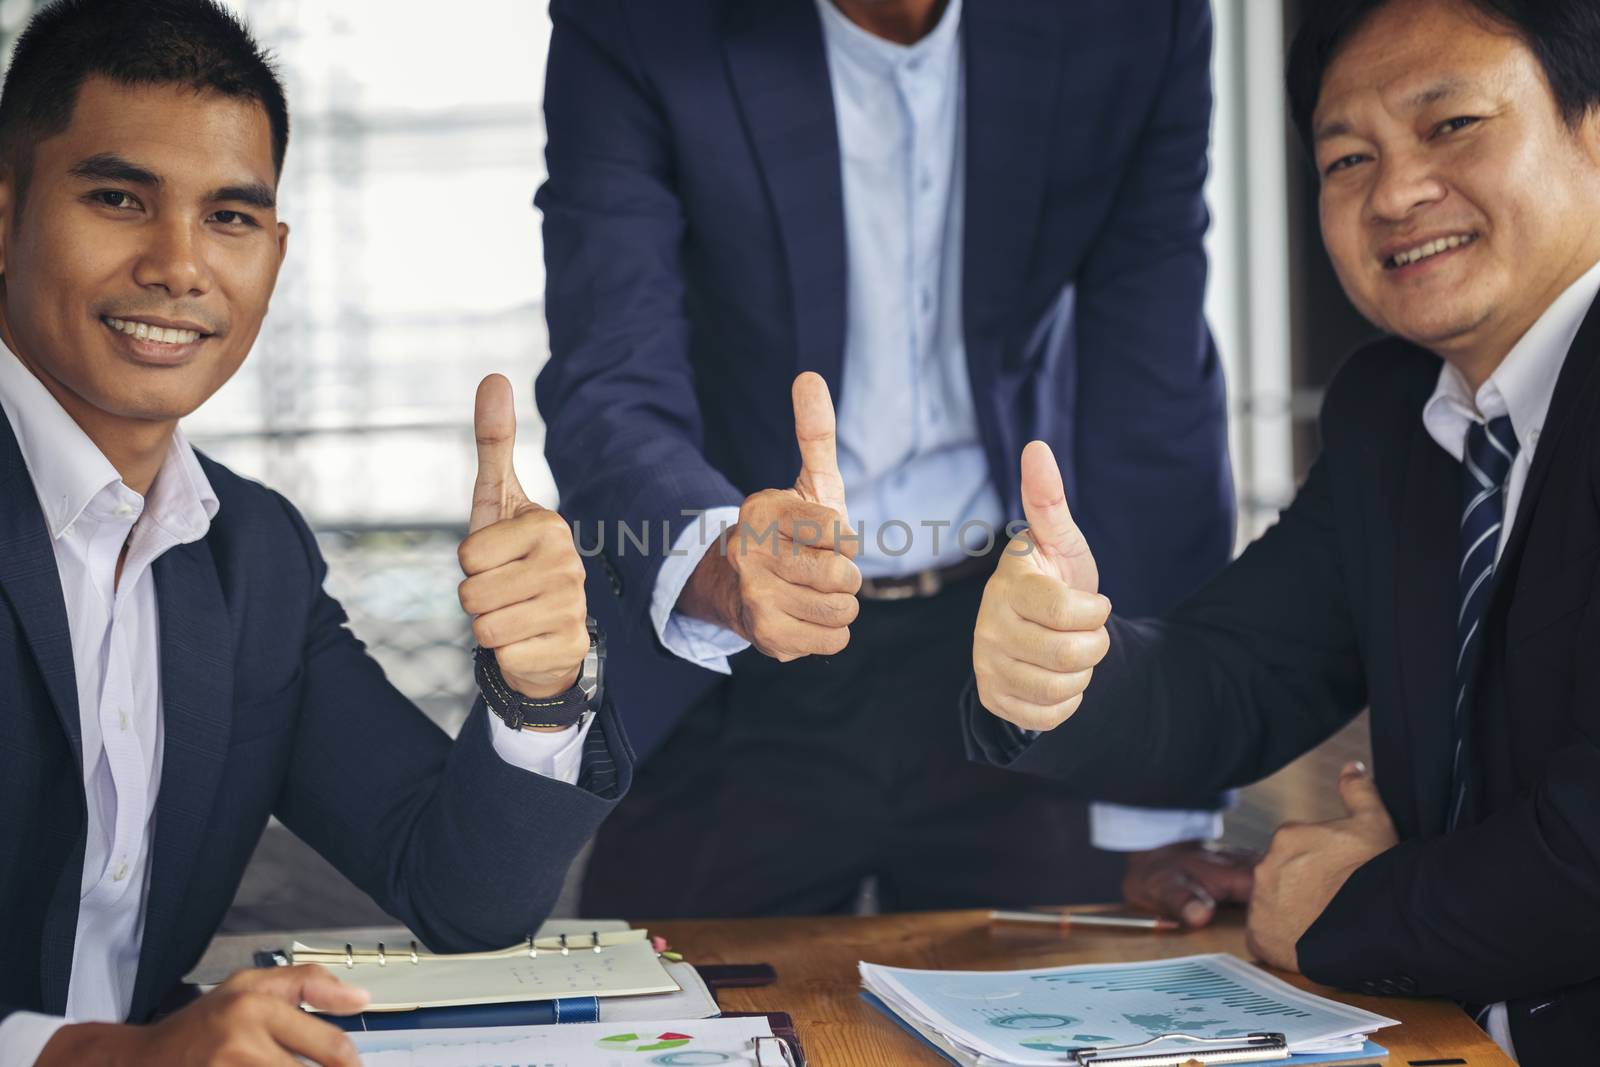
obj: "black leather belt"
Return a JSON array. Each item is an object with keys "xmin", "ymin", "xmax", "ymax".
[{"xmin": 857, "ymin": 549, "xmax": 1000, "ymax": 601}]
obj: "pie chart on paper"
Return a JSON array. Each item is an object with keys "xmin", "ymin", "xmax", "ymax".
[{"xmin": 597, "ymin": 1029, "xmax": 695, "ymax": 1052}]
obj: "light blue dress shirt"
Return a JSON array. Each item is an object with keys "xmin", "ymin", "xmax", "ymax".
[
  {"xmin": 648, "ymin": 0, "xmax": 1222, "ymax": 850},
  {"xmin": 815, "ymin": 0, "xmax": 1003, "ymax": 580}
]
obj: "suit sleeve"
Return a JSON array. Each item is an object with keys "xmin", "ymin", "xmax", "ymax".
[
  {"xmin": 965, "ymin": 402, "xmax": 1368, "ymax": 806},
  {"xmin": 269, "ymin": 496, "xmax": 632, "ymax": 953},
  {"xmin": 534, "ymin": 0, "xmax": 743, "ymax": 642},
  {"xmin": 1068, "ymin": 0, "xmax": 1234, "ymax": 618}
]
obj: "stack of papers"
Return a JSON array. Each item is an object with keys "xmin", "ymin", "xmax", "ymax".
[{"xmin": 860, "ymin": 953, "xmax": 1398, "ymax": 1066}]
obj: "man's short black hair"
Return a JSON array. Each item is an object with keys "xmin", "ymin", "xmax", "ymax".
[
  {"xmin": 1287, "ymin": 0, "xmax": 1600, "ymax": 150},
  {"xmin": 0, "ymin": 0, "xmax": 288, "ymax": 201}
]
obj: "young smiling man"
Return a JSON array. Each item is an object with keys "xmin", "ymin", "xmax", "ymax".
[
  {"xmin": 963, "ymin": 0, "xmax": 1600, "ymax": 1061},
  {"xmin": 0, "ymin": 2, "xmax": 628, "ymax": 1065}
]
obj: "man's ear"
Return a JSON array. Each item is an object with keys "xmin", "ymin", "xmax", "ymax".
[
  {"xmin": 1577, "ymin": 106, "xmax": 1600, "ymax": 170},
  {"xmin": 0, "ymin": 170, "xmax": 16, "ymax": 278},
  {"xmin": 276, "ymin": 220, "xmax": 289, "ymax": 266}
]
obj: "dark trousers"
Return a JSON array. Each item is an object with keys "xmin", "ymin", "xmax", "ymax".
[{"xmin": 582, "ymin": 563, "xmax": 1125, "ymax": 918}]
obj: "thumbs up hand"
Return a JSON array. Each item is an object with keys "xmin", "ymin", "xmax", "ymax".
[
  {"xmin": 1246, "ymin": 763, "xmax": 1399, "ymax": 972},
  {"xmin": 456, "ymin": 374, "xmax": 589, "ymax": 706},
  {"xmin": 972, "ymin": 441, "xmax": 1112, "ymax": 731},
  {"xmin": 678, "ymin": 372, "xmax": 862, "ymax": 663}
]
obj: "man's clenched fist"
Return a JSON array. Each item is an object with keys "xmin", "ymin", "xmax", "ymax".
[
  {"xmin": 456, "ymin": 374, "xmax": 589, "ymax": 709},
  {"xmin": 972, "ymin": 441, "xmax": 1112, "ymax": 731},
  {"xmin": 680, "ymin": 372, "xmax": 861, "ymax": 662},
  {"xmin": 1246, "ymin": 763, "xmax": 1400, "ymax": 972}
]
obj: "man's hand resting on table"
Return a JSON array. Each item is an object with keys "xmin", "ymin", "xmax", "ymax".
[
  {"xmin": 1247, "ymin": 763, "xmax": 1400, "ymax": 971},
  {"xmin": 1124, "ymin": 842, "xmax": 1260, "ymax": 928},
  {"xmin": 972, "ymin": 440, "xmax": 1112, "ymax": 730},
  {"xmin": 36, "ymin": 964, "xmax": 368, "ymax": 1067},
  {"xmin": 678, "ymin": 372, "xmax": 862, "ymax": 662}
]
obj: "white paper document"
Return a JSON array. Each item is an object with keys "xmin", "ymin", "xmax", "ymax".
[
  {"xmin": 860, "ymin": 953, "xmax": 1399, "ymax": 1066},
  {"xmin": 350, "ymin": 1015, "xmax": 778, "ymax": 1066}
]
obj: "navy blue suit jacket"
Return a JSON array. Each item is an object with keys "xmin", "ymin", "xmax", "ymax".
[
  {"xmin": 964, "ymin": 302, "xmax": 1600, "ymax": 1065},
  {"xmin": 536, "ymin": 0, "xmax": 1234, "ymax": 759},
  {"xmin": 0, "ymin": 412, "xmax": 632, "ymax": 1026}
]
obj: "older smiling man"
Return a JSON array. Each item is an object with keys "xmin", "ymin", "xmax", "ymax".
[{"xmin": 964, "ymin": 0, "xmax": 1600, "ymax": 1062}]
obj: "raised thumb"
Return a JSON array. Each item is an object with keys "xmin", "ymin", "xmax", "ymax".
[
  {"xmin": 470, "ymin": 373, "xmax": 528, "ymax": 533},
  {"xmin": 792, "ymin": 371, "xmax": 849, "ymax": 523},
  {"xmin": 1020, "ymin": 440, "xmax": 1084, "ymax": 566},
  {"xmin": 1337, "ymin": 762, "xmax": 1386, "ymax": 821}
]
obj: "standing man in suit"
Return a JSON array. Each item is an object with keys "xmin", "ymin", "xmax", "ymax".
[
  {"xmin": 0, "ymin": 2, "xmax": 627, "ymax": 1065},
  {"xmin": 538, "ymin": 0, "xmax": 1249, "ymax": 919},
  {"xmin": 968, "ymin": 0, "xmax": 1600, "ymax": 1061}
]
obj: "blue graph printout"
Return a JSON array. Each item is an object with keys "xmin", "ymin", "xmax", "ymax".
[{"xmin": 860, "ymin": 953, "xmax": 1397, "ymax": 1066}]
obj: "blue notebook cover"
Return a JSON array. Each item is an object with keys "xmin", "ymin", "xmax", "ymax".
[
  {"xmin": 328, "ymin": 995, "xmax": 601, "ymax": 1032},
  {"xmin": 861, "ymin": 991, "xmax": 1388, "ymax": 1065}
]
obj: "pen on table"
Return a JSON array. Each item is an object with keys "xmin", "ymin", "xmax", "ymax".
[{"xmin": 988, "ymin": 909, "xmax": 1181, "ymax": 932}]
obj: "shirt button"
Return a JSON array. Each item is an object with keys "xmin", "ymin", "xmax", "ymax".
[
  {"xmin": 114, "ymin": 503, "xmax": 135, "ymax": 519},
  {"xmin": 113, "ymin": 861, "xmax": 129, "ymax": 882},
  {"xmin": 119, "ymin": 710, "xmax": 130, "ymax": 732}
]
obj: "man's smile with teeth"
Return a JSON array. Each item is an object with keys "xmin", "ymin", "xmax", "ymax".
[
  {"xmin": 101, "ymin": 316, "xmax": 203, "ymax": 345},
  {"xmin": 1385, "ymin": 233, "xmax": 1478, "ymax": 269}
]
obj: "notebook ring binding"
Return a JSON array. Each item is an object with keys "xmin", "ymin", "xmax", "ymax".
[{"xmin": 310, "ymin": 931, "xmax": 619, "ymax": 966}]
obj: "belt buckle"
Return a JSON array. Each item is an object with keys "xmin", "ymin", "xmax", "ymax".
[{"xmin": 861, "ymin": 566, "xmax": 943, "ymax": 601}]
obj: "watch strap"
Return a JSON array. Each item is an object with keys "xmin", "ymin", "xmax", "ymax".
[{"xmin": 475, "ymin": 645, "xmax": 589, "ymax": 730}]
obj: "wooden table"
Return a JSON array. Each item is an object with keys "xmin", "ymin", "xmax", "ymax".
[{"xmin": 647, "ymin": 908, "xmax": 1514, "ymax": 1067}]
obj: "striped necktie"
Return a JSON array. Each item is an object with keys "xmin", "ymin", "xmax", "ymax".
[{"xmin": 1449, "ymin": 414, "xmax": 1518, "ymax": 831}]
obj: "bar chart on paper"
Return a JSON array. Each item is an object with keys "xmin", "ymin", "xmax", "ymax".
[{"xmin": 859, "ymin": 953, "xmax": 1398, "ymax": 1065}]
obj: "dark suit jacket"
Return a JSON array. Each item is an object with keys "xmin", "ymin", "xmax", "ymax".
[
  {"xmin": 0, "ymin": 411, "xmax": 633, "ymax": 1026},
  {"xmin": 535, "ymin": 0, "xmax": 1235, "ymax": 759},
  {"xmin": 966, "ymin": 297, "xmax": 1600, "ymax": 1064}
]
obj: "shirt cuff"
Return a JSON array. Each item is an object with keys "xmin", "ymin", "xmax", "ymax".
[
  {"xmin": 0, "ymin": 1012, "xmax": 70, "ymax": 1067},
  {"xmin": 487, "ymin": 707, "xmax": 595, "ymax": 785},
  {"xmin": 650, "ymin": 505, "xmax": 749, "ymax": 674},
  {"xmin": 1089, "ymin": 803, "xmax": 1226, "ymax": 852}
]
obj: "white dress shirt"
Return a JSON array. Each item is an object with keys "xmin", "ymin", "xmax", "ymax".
[
  {"xmin": 1419, "ymin": 254, "xmax": 1600, "ymax": 1060},
  {"xmin": 647, "ymin": 0, "xmax": 1220, "ymax": 854},
  {"xmin": 0, "ymin": 347, "xmax": 588, "ymax": 1066}
]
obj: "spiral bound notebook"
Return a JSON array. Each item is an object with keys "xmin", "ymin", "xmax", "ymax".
[{"xmin": 288, "ymin": 928, "xmax": 680, "ymax": 1012}]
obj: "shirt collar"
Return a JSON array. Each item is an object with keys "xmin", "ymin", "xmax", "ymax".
[
  {"xmin": 815, "ymin": 0, "xmax": 963, "ymax": 78},
  {"xmin": 0, "ymin": 341, "xmax": 218, "ymax": 542},
  {"xmin": 1422, "ymin": 253, "xmax": 1600, "ymax": 461}
]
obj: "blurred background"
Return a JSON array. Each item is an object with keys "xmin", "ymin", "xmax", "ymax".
[{"xmin": 0, "ymin": 0, "xmax": 1380, "ymax": 928}]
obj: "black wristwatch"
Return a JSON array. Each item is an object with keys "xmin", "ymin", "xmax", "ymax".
[{"xmin": 476, "ymin": 617, "xmax": 605, "ymax": 730}]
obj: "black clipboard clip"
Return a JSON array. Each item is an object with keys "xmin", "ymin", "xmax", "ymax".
[{"xmin": 1069, "ymin": 1031, "xmax": 1288, "ymax": 1066}]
